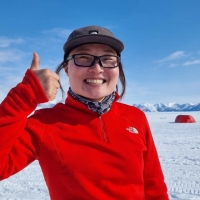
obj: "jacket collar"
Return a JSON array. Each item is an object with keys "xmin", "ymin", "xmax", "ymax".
[{"xmin": 65, "ymin": 89, "xmax": 120, "ymax": 115}]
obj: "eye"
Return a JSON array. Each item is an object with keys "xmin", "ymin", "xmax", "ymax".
[
  {"xmin": 76, "ymin": 55, "xmax": 91, "ymax": 60},
  {"xmin": 102, "ymin": 56, "xmax": 116, "ymax": 61}
]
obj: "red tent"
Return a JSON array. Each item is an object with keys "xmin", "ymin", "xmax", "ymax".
[{"xmin": 175, "ymin": 115, "xmax": 196, "ymax": 123}]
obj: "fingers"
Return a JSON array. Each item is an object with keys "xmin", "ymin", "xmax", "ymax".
[
  {"xmin": 38, "ymin": 71, "xmax": 60, "ymax": 101},
  {"xmin": 30, "ymin": 52, "xmax": 40, "ymax": 71},
  {"xmin": 40, "ymin": 69, "xmax": 60, "ymax": 81},
  {"xmin": 44, "ymin": 82, "xmax": 60, "ymax": 101}
]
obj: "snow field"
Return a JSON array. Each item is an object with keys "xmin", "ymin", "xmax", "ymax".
[
  {"xmin": 146, "ymin": 112, "xmax": 200, "ymax": 199},
  {"xmin": 0, "ymin": 111, "xmax": 200, "ymax": 200}
]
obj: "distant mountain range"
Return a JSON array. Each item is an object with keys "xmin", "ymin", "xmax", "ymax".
[
  {"xmin": 133, "ymin": 103, "xmax": 200, "ymax": 112},
  {"xmin": 36, "ymin": 101, "xmax": 200, "ymax": 112}
]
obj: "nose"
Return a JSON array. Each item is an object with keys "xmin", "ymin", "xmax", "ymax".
[{"xmin": 88, "ymin": 59, "xmax": 104, "ymax": 72}]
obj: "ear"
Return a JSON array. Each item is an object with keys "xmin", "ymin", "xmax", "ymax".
[{"xmin": 64, "ymin": 63, "xmax": 69, "ymax": 76}]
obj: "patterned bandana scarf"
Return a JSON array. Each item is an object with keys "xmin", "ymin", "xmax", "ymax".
[{"xmin": 69, "ymin": 87, "xmax": 116, "ymax": 115}]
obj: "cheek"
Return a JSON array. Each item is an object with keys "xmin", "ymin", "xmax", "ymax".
[
  {"xmin": 65, "ymin": 63, "xmax": 76, "ymax": 77},
  {"xmin": 67, "ymin": 65, "xmax": 85, "ymax": 82},
  {"xmin": 109, "ymin": 68, "xmax": 119, "ymax": 82}
]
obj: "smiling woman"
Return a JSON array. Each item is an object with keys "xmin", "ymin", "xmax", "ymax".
[
  {"xmin": 0, "ymin": 25, "xmax": 169, "ymax": 200},
  {"xmin": 55, "ymin": 26, "xmax": 126, "ymax": 102}
]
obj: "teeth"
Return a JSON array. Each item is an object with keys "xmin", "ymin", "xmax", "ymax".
[{"xmin": 86, "ymin": 79, "xmax": 104, "ymax": 84}]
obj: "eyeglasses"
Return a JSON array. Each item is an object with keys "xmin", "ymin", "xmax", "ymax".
[{"xmin": 65, "ymin": 54, "xmax": 120, "ymax": 68}]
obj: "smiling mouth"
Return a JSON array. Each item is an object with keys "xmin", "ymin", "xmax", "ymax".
[{"xmin": 85, "ymin": 79, "xmax": 106, "ymax": 85}]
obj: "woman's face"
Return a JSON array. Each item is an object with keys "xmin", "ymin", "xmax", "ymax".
[{"xmin": 64, "ymin": 43, "xmax": 119, "ymax": 102}]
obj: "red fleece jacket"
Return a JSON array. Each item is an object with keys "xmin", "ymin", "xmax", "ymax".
[{"xmin": 0, "ymin": 70, "xmax": 169, "ymax": 200}]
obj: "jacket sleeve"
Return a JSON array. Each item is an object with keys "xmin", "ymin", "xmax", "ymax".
[
  {"xmin": 142, "ymin": 113, "xmax": 169, "ymax": 200},
  {"xmin": 0, "ymin": 69, "xmax": 48, "ymax": 180}
]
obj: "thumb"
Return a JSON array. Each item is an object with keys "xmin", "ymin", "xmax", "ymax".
[{"xmin": 30, "ymin": 52, "xmax": 40, "ymax": 71}]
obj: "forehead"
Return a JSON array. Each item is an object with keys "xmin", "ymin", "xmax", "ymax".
[{"xmin": 70, "ymin": 43, "xmax": 117, "ymax": 54}]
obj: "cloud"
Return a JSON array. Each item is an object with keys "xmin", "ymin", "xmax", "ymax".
[
  {"xmin": 169, "ymin": 63, "xmax": 178, "ymax": 68},
  {"xmin": 42, "ymin": 28, "xmax": 72, "ymax": 39},
  {"xmin": 155, "ymin": 51, "xmax": 187, "ymax": 63},
  {"xmin": 0, "ymin": 49, "xmax": 25, "ymax": 63},
  {"xmin": 0, "ymin": 37, "xmax": 24, "ymax": 48},
  {"xmin": 183, "ymin": 59, "xmax": 200, "ymax": 66}
]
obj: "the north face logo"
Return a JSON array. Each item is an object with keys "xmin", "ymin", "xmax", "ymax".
[{"xmin": 126, "ymin": 127, "xmax": 138, "ymax": 134}]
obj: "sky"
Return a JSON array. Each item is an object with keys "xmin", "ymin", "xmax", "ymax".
[{"xmin": 0, "ymin": 0, "xmax": 200, "ymax": 105}]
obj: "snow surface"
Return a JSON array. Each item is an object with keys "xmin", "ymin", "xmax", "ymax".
[{"xmin": 0, "ymin": 111, "xmax": 200, "ymax": 200}]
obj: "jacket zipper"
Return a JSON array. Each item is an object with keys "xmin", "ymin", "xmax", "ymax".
[{"xmin": 98, "ymin": 115, "xmax": 109, "ymax": 143}]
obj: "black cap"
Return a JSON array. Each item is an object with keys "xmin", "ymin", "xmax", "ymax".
[{"xmin": 63, "ymin": 25, "xmax": 124, "ymax": 56}]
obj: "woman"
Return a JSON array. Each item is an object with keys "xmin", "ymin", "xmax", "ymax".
[{"xmin": 0, "ymin": 25, "xmax": 169, "ymax": 199}]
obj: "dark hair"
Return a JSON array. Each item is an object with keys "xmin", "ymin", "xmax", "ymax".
[{"xmin": 55, "ymin": 60, "xmax": 126, "ymax": 100}]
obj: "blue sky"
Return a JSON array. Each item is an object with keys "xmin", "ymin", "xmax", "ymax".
[{"xmin": 0, "ymin": 0, "xmax": 200, "ymax": 105}]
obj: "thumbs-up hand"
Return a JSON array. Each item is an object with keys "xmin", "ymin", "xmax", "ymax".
[{"xmin": 30, "ymin": 52, "xmax": 60, "ymax": 101}]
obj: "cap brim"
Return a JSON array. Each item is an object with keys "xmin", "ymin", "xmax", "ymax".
[{"xmin": 63, "ymin": 34, "xmax": 124, "ymax": 55}]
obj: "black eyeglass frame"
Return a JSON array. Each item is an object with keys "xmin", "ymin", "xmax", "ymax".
[{"xmin": 65, "ymin": 54, "xmax": 121, "ymax": 68}]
